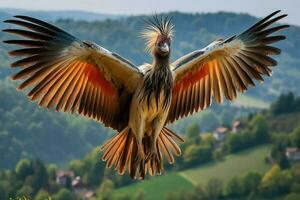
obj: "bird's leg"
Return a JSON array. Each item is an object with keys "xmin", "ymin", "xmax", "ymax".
[
  {"xmin": 134, "ymin": 134, "xmax": 146, "ymax": 179},
  {"xmin": 146, "ymin": 117, "xmax": 163, "ymax": 162},
  {"xmin": 134, "ymin": 126, "xmax": 146, "ymax": 167},
  {"xmin": 145, "ymin": 134, "xmax": 158, "ymax": 162}
]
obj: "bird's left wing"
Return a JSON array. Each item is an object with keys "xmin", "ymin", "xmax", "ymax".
[
  {"xmin": 167, "ymin": 10, "xmax": 289, "ymax": 123},
  {"xmin": 3, "ymin": 16, "xmax": 143, "ymax": 131}
]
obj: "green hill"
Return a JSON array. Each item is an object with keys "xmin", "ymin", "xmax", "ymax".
[
  {"xmin": 113, "ymin": 145, "xmax": 272, "ymax": 200},
  {"xmin": 180, "ymin": 145, "xmax": 271, "ymax": 185}
]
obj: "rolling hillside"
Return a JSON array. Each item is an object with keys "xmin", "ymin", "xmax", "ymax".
[{"xmin": 113, "ymin": 145, "xmax": 272, "ymax": 200}]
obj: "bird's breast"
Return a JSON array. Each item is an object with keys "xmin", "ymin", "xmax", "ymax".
[{"xmin": 138, "ymin": 67, "xmax": 173, "ymax": 112}]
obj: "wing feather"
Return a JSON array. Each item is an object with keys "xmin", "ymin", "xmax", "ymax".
[
  {"xmin": 3, "ymin": 15, "xmax": 142, "ymax": 130},
  {"xmin": 167, "ymin": 10, "xmax": 288, "ymax": 123}
]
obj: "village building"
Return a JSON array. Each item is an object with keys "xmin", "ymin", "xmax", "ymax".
[
  {"xmin": 56, "ymin": 170, "xmax": 75, "ymax": 186},
  {"xmin": 213, "ymin": 127, "xmax": 229, "ymax": 142},
  {"xmin": 286, "ymin": 147, "xmax": 300, "ymax": 161},
  {"xmin": 232, "ymin": 120, "xmax": 245, "ymax": 133}
]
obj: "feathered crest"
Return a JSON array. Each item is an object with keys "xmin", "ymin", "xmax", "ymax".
[{"xmin": 141, "ymin": 15, "xmax": 174, "ymax": 53}]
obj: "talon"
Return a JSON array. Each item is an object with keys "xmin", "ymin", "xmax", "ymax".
[{"xmin": 145, "ymin": 151, "xmax": 152, "ymax": 162}]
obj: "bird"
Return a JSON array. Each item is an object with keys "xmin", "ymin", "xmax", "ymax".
[{"xmin": 3, "ymin": 10, "xmax": 289, "ymax": 179}]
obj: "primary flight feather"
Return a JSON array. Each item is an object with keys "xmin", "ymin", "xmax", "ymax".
[{"xmin": 3, "ymin": 10, "xmax": 289, "ymax": 179}]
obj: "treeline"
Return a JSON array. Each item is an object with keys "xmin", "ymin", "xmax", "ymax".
[
  {"xmin": 3, "ymin": 92, "xmax": 300, "ymax": 200},
  {"xmin": 164, "ymin": 164, "xmax": 300, "ymax": 200},
  {"xmin": 174, "ymin": 113, "xmax": 269, "ymax": 170},
  {"xmin": 0, "ymin": 158, "xmax": 77, "ymax": 200},
  {"xmin": 0, "ymin": 148, "xmax": 135, "ymax": 200}
]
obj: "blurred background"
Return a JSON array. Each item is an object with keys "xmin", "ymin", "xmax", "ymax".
[{"xmin": 0, "ymin": 0, "xmax": 300, "ymax": 200}]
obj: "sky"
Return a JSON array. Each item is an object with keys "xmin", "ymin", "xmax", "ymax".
[{"xmin": 0, "ymin": 0, "xmax": 299, "ymax": 26}]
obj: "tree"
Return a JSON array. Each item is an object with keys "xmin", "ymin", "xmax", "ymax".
[
  {"xmin": 226, "ymin": 134, "xmax": 243, "ymax": 152},
  {"xmin": 213, "ymin": 149, "xmax": 223, "ymax": 160},
  {"xmin": 17, "ymin": 185, "xmax": 33, "ymax": 197},
  {"xmin": 241, "ymin": 172, "xmax": 261, "ymax": 195},
  {"xmin": 35, "ymin": 189, "xmax": 50, "ymax": 200},
  {"xmin": 271, "ymin": 134, "xmax": 291, "ymax": 169},
  {"xmin": 270, "ymin": 92, "xmax": 296, "ymax": 115},
  {"xmin": 249, "ymin": 114, "xmax": 269, "ymax": 143},
  {"xmin": 81, "ymin": 148, "xmax": 105, "ymax": 186},
  {"xmin": 68, "ymin": 160, "xmax": 84, "ymax": 176},
  {"xmin": 47, "ymin": 164, "xmax": 57, "ymax": 182},
  {"xmin": 259, "ymin": 165, "xmax": 282, "ymax": 197},
  {"xmin": 31, "ymin": 159, "xmax": 48, "ymax": 194},
  {"xmin": 15, "ymin": 158, "xmax": 32, "ymax": 180},
  {"xmin": 97, "ymin": 179, "xmax": 114, "ymax": 200},
  {"xmin": 186, "ymin": 123, "xmax": 201, "ymax": 142},
  {"xmin": 225, "ymin": 176, "xmax": 243, "ymax": 197},
  {"xmin": 291, "ymin": 125, "xmax": 300, "ymax": 148},
  {"xmin": 183, "ymin": 144, "xmax": 212, "ymax": 166},
  {"xmin": 53, "ymin": 188, "xmax": 74, "ymax": 200},
  {"xmin": 204, "ymin": 178, "xmax": 223, "ymax": 200}
]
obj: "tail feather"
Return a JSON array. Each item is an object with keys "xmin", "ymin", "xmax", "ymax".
[
  {"xmin": 164, "ymin": 127, "xmax": 185, "ymax": 143},
  {"xmin": 100, "ymin": 126, "xmax": 184, "ymax": 179},
  {"xmin": 162, "ymin": 130, "xmax": 181, "ymax": 156},
  {"xmin": 102, "ymin": 131, "xmax": 127, "ymax": 163},
  {"xmin": 117, "ymin": 133, "xmax": 133, "ymax": 175}
]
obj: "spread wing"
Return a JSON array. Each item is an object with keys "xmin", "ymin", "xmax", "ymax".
[
  {"xmin": 167, "ymin": 10, "xmax": 289, "ymax": 123},
  {"xmin": 3, "ymin": 15, "xmax": 143, "ymax": 131}
]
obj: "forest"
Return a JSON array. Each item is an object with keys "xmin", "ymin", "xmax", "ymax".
[{"xmin": 1, "ymin": 92, "xmax": 300, "ymax": 200}]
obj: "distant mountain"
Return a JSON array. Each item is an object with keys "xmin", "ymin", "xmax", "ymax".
[{"xmin": 0, "ymin": 8, "xmax": 122, "ymax": 22}]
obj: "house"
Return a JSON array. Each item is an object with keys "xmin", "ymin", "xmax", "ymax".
[
  {"xmin": 72, "ymin": 176, "xmax": 96, "ymax": 199},
  {"xmin": 286, "ymin": 147, "xmax": 300, "ymax": 161},
  {"xmin": 56, "ymin": 170, "xmax": 75, "ymax": 186},
  {"xmin": 213, "ymin": 127, "xmax": 229, "ymax": 141},
  {"xmin": 72, "ymin": 176, "xmax": 85, "ymax": 194},
  {"xmin": 232, "ymin": 120, "xmax": 245, "ymax": 133}
]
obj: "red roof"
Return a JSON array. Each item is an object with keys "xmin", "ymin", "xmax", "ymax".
[
  {"xmin": 286, "ymin": 147, "xmax": 300, "ymax": 153},
  {"xmin": 56, "ymin": 170, "xmax": 75, "ymax": 178},
  {"xmin": 215, "ymin": 127, "xmax": 228, "ymax": 134}
]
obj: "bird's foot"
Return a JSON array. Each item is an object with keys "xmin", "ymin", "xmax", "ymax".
[
  {"xmin": 145, "ymin": 144, "xmax": 159, "ymax": 163},
  {"xmin": 133, "ymin": 146, "xmax": 146, "ymax": 179}
]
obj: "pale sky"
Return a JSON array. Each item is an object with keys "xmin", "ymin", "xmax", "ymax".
[{"xmin": 0, "ymin": 0, "xmax": 299, "ymax": 26}]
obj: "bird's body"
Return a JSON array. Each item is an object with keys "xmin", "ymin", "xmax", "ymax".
[
  {"xmin": 130, "ymin": 56, "xmax": 173, "ymax": 159},
  {"xmin": 3, "ymin": 11, "xmax": 289, "ymax": 179}
]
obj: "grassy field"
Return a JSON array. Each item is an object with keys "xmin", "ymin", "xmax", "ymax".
[
  {"xmin": 113, "ymin": 173, "xmax": 193, "ymax": 200},
  {"xmin": 232, "ymin": 94, "xmax": 270, "ymax": 109},
  {"xmin": 113, "ymin": 145, "xmax": 271, "ymax": 200},
  {"xmin": 180, "ymin": 145, "xmax": 271, "ymax": 185}
]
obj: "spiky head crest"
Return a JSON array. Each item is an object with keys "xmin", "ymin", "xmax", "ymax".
[{"xmin": 141, "ymin": 15, "xmax": 174, "ymax": 53}]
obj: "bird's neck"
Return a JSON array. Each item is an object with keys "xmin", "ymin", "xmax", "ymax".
[{"xmin": 153, "ymin": 54, "xmax": 170, "ymax": 70}]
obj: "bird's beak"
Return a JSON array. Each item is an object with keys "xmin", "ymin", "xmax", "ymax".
[{"xmin": 160, "ymin": 43, "xmax": 169, "ymax": 53}]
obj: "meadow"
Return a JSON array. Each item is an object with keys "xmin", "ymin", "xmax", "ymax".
[{"xmin": 113, "ymin": 145, "xmax": 272, "ymax": 200}]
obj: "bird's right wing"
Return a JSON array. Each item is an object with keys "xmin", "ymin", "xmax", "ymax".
[
  {"xmin": 167, "ymin": 10, "xmax": 289, "ymax": 123},
  {"xmin": 3, "ymin": 15, "xmax": 143, "ymax": 131}
]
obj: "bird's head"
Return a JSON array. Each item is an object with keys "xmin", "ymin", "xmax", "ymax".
[{"xmin": 141, "ymin": 15, "xmax": 174, "ymax": 58}]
